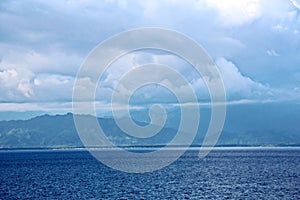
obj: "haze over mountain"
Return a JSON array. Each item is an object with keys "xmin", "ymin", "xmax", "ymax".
[{"xmin": 1, "ymin": 103, "xmax": 299, "ymax": 148}]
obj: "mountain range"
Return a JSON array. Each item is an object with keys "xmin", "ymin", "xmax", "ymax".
[{"xmin": 0, "ymin": 103, "xmax": 300, "ymax": 148}]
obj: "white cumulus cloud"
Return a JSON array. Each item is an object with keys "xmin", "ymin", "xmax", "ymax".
[
  {"xmin": 215, "ymin": 57, "xmax": 273, "ymax": 101},
  {"xmin": 0, "ymin": 68, "xmax": 34, "ymax": 100},
  {"xmin": 205, "ymin": 0, "xmax": 262, "ymax": 26}
]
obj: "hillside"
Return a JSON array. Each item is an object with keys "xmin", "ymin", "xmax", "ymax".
[{"xmin": 1, "ymin": 103, "xmax": 300, "ymax": 148}]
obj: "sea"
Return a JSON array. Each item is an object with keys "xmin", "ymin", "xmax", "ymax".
[{"xmin": 0, "ymin": 148, "xmax": 299, "ymax": 199}]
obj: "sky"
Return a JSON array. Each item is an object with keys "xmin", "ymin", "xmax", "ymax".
[{"xmin": 0, "ymin": 0, "xmax": 300, "ymax": 118}]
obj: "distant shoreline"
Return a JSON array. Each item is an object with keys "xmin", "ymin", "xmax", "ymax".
[{"xmin": 1, "ymin": 144, "xmax": 300, "ymax": 152}]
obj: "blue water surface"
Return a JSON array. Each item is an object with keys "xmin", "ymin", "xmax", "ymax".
[{"xmin": 0, "ymin": 148, "xmax": 299, "ymax": 199}]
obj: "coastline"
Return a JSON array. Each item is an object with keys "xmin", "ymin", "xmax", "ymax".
[{"xmin": 1, "ymin": 145, "xmax": 300, "ymax": 152}]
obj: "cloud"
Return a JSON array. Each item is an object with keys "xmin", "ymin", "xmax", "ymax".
[
  {"xmin": 272, "ymin": 24, "xmax": 289, "ymax": 32},
  {"xmin": 138, "ymin": 0, "xmax": 262, "ymax": 27},
  {"xmin": 291, "ymin": 0, "xmax": 300, "ymax": 9},
  {"xmin": 205, "ymin": 0, "xmax": 262, "ymax": 26},
  {"xmin": 0, "ymin": 68, "xmax": 34, "ymax": 100},
  {"xmin": 32, "ymin": 74, "xmax": 74, "ymax": 101},
  {"xmin": 0, "ymin": 102, "xmax": 72, "ymax": 113},
  {"xmin": 266, "ymin": 49, "xmax": 280, "ymax": 56},
  {"xmin": 0, "ymin": 0, "xmax": 300, "ymax": 113},
  {"xmin": 0, "ymin": 45, "xmax": 82, "ymax": 76},
  {"xmin": 17, "ymin": 82, "xmax": 34, "ymax": 98},
  {"xmin": 0, "ymin": 67, "xmax": 74, "ymax": 102},
  {"xmin": 215, "ymin": 57, "xmax": 272, "ymax": 100},
  {"xmin": 98, "ymin": 52, "xmax": 276, "ymax": 104},
  {"xmin": 0, "ymin": 55, "xmax": 298, "ymax": 112}
]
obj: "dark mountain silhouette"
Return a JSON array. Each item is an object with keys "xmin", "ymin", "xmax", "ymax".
[
  {"xmin": 0, "ymin": 103, "xmax": 300, "ymax": 148},
  {"xmin": 0, "ymin": 113, "xmax": 178, "ymax": 148}
]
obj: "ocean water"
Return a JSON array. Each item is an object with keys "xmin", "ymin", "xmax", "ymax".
[{"xmin": 0, "ymin": 148, "xmax": 299, "ymax": 199}]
